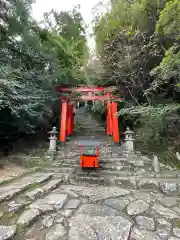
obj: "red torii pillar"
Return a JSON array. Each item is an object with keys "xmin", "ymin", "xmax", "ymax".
[
  {"xmin": 111, "ymin": 101, "xmax": 120, "ymax": 144},
  {"xmin": 59, "ymin": 100, "xmax": 68, "ymax": 144},
  {"xmin": 106, "ymin": 92, "xmax": 120, "ymax": 144},
  {"xmin": 67, "ymin": 103, "xmax": 73, "ymax": 137},
  {"xmin": 106, "ymin": 92, "xmax": 113, "ymax": 136},
  {"xmin": 59, "ymin": 101, "xmax": 74, "ymax": 144}
]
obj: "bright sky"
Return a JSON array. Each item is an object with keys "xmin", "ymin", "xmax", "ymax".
[{"xmin": 32, "ymin": 0, "xmax": 108, "ymax": 50}]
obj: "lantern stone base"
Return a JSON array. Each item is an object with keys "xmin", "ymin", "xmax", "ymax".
[
  {"xmin": 45, "ymin": 151, "xmax": 56, "ymax": 161},
  {"xmin": 124, "ymin": 139, "xmax": 134, "ymax": 152},
  {"xmin": 47, "ymin": 149, "xmax": 56, "ymax": 153}
]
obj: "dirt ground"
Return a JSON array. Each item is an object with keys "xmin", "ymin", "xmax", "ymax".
[{"xmin": 0, "ymin": 162, "xmax": 27, "ymax": 181}]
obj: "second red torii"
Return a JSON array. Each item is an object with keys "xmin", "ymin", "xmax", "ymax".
[{"xmin": 55, "ymin": 85, "xmax": 120, "ymax": 145}]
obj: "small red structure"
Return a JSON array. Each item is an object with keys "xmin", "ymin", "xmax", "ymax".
[
  {"xmin": 75, "ymin": 140, "xmax": 102, "ymax": 168},
  {"xmin": 54, "ymin": 85, "xmax": 120, "ymax": 147}
]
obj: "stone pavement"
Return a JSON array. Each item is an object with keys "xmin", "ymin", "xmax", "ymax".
[{"xmin": 0, "ymin": 107, "xmax": 180, "ymax": 239}]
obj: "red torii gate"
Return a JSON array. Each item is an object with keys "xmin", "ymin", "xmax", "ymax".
[{"xmin": 54, "ymin": 85, "xmax": 120, "ymax": 145}]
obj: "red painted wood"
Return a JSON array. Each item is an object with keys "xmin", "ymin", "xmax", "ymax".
[
  {"xmin": 112, "ymin": 101, "xmax": 120, "ymax": 143},
  {"xmin": 67, "ymin": 104, "xmax": 73, "ymax": 136},
  {"xmin": 55, "ymin": 86, "xmax": 108, "ymax": 92},
  {"xmin": 81, "ymin": 95, "xmax": 118, "ymax": 101},
  {"xmin": 56, "ymin": 85, "xmax": 121, "ymax": 147},
  {"xmin": 106, "ymin": 92, "xmax": 113, "ymax": 136},
  {"xmin": 107, "ymin": 102, "xmax": 113, "ymax": 136},
  {"xmin": 80, "ymin": 155, "xmax": 98, "ymax": 168},
  {"xmin": 71, "ymin": 105, "xmax": 75, "ymax": 135},
  {"xmin": 59, "ymin": 101, "xmax": 68, "ymax": 143},
  {"xmin": 59, "ymin": 95, "xmax": 120, "ymax": 101}
]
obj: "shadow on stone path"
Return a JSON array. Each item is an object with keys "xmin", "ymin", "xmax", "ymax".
[{"xmin": 0, "ymin": 107, "xmax": 180, "ymax": 239}]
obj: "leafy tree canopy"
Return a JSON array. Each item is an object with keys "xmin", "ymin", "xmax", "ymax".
[{"xmin": 0, "ymin": 0, "xmax": 88, "ymax": 138}]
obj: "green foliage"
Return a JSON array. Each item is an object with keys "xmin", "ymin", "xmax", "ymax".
[
  {"xmin": 118, "ymin": 104, "xmax": 180, "ymax": 164},
  {"xmin": 131, "ymin": 0, "xmax": 165, "ymax": 33},
  {"xmin": 93, "ymin": 0, "xmax": 180, "ymax": 165},
  {"xmin": 136, "ymin": 114, "xmax": 168, "ymax": 153},
  {"xmin": 94, "ymin": 0, "xmax": 132, "ymax": 56},
  {"xmin": 92, "ymin": 101, "xmax": 106, "ymax": 114},
  {"xmin": 150, "ymin": 45, "xmax": 180, "ymax": 89},
  {"xmin": 0, "ymin": 0, "xmax": 88, "ymax": 141},
  {"xmin": 118, "ymin": 104, "xmax": 180, "ymax": 118},
  {"xmin": 156, "ymin": 0, "xmax": 180, "ymax": 38},
  {"xmin": 43, "ymin": 6, "xmax": 88, "ymax": 66},
  {"xmin": 93, "ymin": 0, "xmax": 179, "ymax": 98}
]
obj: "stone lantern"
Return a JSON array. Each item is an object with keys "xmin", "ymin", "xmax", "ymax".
[
  {"xmin": 77, "ymin": 101, "xmax": 80, "ymax": 108},
  {"xmin": 85, "ymin": 101, "xmax": 88, "ymax": 108},
  {"xmin": 153, "ymin": 155, "xmax": 160, "ymax": 173},
  {"xmin": 48, "ymin": 127, "xmax": 58, "ymax": 152},
  {"xmin": 124, "ymin": 127, "xmax": 134, "ymax": 152}
]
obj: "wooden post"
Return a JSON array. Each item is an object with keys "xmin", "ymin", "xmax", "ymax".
[
  {"xmin": 112, "ymin": 101, "xmax": 120, "ymax": 144},
  {"xmin": 106, "ymin": 92, "xmax": 113, "ymax": 136},
  {"xmin": 67, "ymin": 104, "xmax": 73, "ymax": 137},
  {"xmin": 72, "ymin": 105, "xmax": 75, "ymax": 135},
  {"xmin": 59, "ymin": 101, "xmax": 68, "ymax": 144}
]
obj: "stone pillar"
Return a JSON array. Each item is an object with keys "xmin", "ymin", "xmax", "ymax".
[
  {"xmin": 77, "ymin": 101, "xmax": 80, "ymax": 108},
  {"xmin": 48, "ymin": 127, "xmax": 58, "ymax": 152},
  {"xmin": 176, "ymin": 152, "xmax": 180, "ymax": 161},
  {"xmin": 124, "ymin": 127, "xmax": 134, "ymax": 152},
  {"xmin": 153, "ymin": 155, "xmax": 160, "ymax": 173},
  {"xmin": 92, "ymin": 101, "xmax": 95, "ymax": 110}
]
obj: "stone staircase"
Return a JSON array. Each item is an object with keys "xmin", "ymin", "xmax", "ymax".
[
  {"xmin": 49, "ymin": 107, "xmax": 180, "ymax": 196},
  {"xmin": 0, "ymin": 107, "xmax": 180, "ymax": 239},
  {"xmin": 52, "ymin": 144, "xmax": 180, "ymax": 195}
]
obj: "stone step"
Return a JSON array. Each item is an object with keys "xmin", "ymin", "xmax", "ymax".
[
  {"xmin": 55, "ymin": 155, "xmax": 141, "ymax": 162},
  {"xmin": 44, "ymin": 167, "xmax": 75, "ymax": 175},
  {"xmin": 55, "ymin": 157, "xmax": 131, "ymax": 163},
  {"xmin": 54, "ymin": 159, "xmax": 130, "ymax": 165},
  {"xmin": 53, "ymin": 162, "xmax": 152, "ymax": 173},
  {"xmin": 52, "ymin": 159, "xmax": 152, "ymax": 172},
  {"xmin": 55, "ymin": 157, "xmax": 145, "ymax": 163},
  {"xmin": 79, "ymin": 128, "xmax": 105, "ymax": 131},
  {"xmin": 77, "ymin": 124, "xmax": 104, "ymax": 128},
  {"xmin": 98, "ymin": 156, "xmax": 136, "ymax": 160},
  {"xmin": 43, "ymin": 167, "xmax": 75, "ymax": 181},
  {"xmin": 55, "ymin": 157, "xmax": 79, "ymax": 162},
  {"xmin": 56, "ymin": 150, "xmax": 126, "ymax": 155},
  {"xmin": 100, "ymin": 158, "xmax": 152, "ymax": 165},
  {"xmin": 57, "ymin": 147, "xmax": 124, "ymax": 152},
  {"xmin": 70, "ymin": 174, "xmax": 180, "ymax": 195},
  {"xmin": 25, "ymin": 179, "xmax": 63, "ymax": 201},
  {"xmin": 17, "ymin": 191, "xmax": 70, "ymax": 227},
  {"xmin": 0, "ymin": 172, "xmax": 53, "ymax": 203},
  {"xmin": 47, "ymin": 160, "xmax": 180, "ymax": 179},
  {"xmin": 89, "ymin": 170, "xmax": 179, "ymax": 179},
  {"xmin": 54, "ymin": 157, "xmax": 172, "ymax": 174}
]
